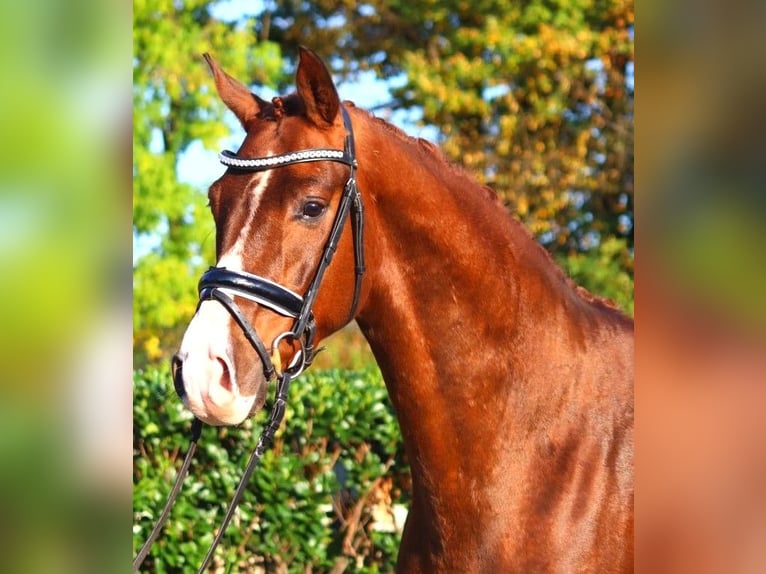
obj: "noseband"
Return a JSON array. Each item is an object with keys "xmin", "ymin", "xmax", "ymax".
[
  {"xmin": 199, "ymin": 104, "xmax": 364, "ymax": 381},
  {"xmin": 133, "ymin": 106, "xmax": 364, "ymax": 572}
]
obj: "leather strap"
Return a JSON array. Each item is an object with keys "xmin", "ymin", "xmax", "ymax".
[
  {"xmin": 199, "ymin": 267, "xmax": 304, "ymax": 318},
  {"xmin": 132, "ymin": 419, "xmax": 202, "ymax": 572},
  {"xmin": 199, "ymin": 286, "xmax": 277, "ymax": 381},
  {"xmin": 134, "ymin": 104, "xmax": 365, "ymax": 571}
]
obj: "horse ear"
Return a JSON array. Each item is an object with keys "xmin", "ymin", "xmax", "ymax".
[
  {"xmin": 295, "ymin": 46, "xmax": 340, "ymax": 127},
  {"xmin": 203, "ymin": 53, "xmax": 266, "ymax": 127}
]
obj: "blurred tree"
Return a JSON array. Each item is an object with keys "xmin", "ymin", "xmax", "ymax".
[
  {"xmin": 133, "ymin": 0, "xmax": 285, "ymax": 365},
  {"xmin": 134, "ymin": 0, "xmax": 633, "ymax": 365},
  {"xmin": 264, "ymin": 0, "xmax": 634, "ymax": 308}
]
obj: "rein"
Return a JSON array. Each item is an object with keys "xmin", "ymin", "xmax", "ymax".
[{"xmin": 133, "ymin": 105, "xmax": 363, "ymax": 571}]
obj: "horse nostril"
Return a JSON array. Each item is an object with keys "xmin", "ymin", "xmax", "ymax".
[
  {"xmin": 217, "ymin": 357, "xmax": 233, "ymax": 393},
  {"xmin": 171, "ymin": 353, "xmax": 185, "ymax": 398}
]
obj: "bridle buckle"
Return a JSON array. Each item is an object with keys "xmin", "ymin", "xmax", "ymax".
[{"xmin": 271, "ymin": 331, "xmax": 307, "ymax": 379}]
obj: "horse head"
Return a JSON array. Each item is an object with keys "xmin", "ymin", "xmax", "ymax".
[{"xmin": 172, "ymin": 47, "xmax": 365, "ymax": 426}]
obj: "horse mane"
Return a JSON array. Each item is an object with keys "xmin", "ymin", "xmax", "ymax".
[
  {"xmin": 343, "ymin": 102, "xmax": 626, "ymax": 316},
  {"xmin": 344, "ymin": 102, "xmax": 499, "ymax": 201},
  {"xmin": 258, "ymin": 97, "xmax": 625, "ymax": 315}
]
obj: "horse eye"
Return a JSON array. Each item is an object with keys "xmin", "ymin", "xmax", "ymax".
[{"xmin": 301, "ymin": 199, "xmax": 327, "ymax": 220}]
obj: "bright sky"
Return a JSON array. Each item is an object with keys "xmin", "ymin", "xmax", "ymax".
[{"xmin": 210, "ymin": 0, "xmax": 265, "ymax": 22}]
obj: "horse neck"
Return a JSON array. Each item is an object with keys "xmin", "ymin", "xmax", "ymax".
[{"xmin": 352, "ymin": 114, "xmax": 609, "ymax": 492}]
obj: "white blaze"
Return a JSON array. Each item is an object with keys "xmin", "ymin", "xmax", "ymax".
[
  {"xmin": 218, "ymin": 166, "xmax": 273, "ymax": 269},
  {"xmin": 177, "ymin": 168, "xmax": 272, "ymax": 424}
]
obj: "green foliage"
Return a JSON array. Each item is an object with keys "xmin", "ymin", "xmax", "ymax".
[
  {"xmin": 132, "ymin": 3, "xmax": 633, "ymax": 573},
  {"xmin": 133, "ymin": 0, "xmax": 634, "ymax": 361},
  {"xmin": 267, "ymin": 0, "xmax": 633, "ymax": 300},
  {"xmin": 133, "ymin": 367, "xmax": 409, "ymax": 572},
  {"xmin": 133, "ymin": 0, "xmax": 286, "ymax": 365},
  {"xmin": 559, "ymin": 237, "xmax": 634, "ymax": 315}
]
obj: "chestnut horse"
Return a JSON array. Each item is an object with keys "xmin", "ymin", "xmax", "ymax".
[{"xmin": 174, "ymin": 47, "xmax": 633, "ymax": 572}]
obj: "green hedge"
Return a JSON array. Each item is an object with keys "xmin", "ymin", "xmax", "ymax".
[{"xmin": 133, "ymin": 367, "xmax": 409, "ymax": 572}]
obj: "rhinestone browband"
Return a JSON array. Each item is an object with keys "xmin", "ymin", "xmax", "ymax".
[{"xmin": 218, "ymin": 149, "xmax": 349, "ymax": 170}]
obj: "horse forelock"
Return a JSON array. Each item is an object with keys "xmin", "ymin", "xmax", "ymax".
[{"xmin": 242, "ymin": 93, "xmax": 306, "ymax": 127}]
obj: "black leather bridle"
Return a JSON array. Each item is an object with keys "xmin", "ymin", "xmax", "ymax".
[
  {"xmin": 199, "ymin": 104, "xmax": 364, "ymax": 381},
  {"xmin": 133, "ymin": 105, "xmax": 364, "ymax": 572}
]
